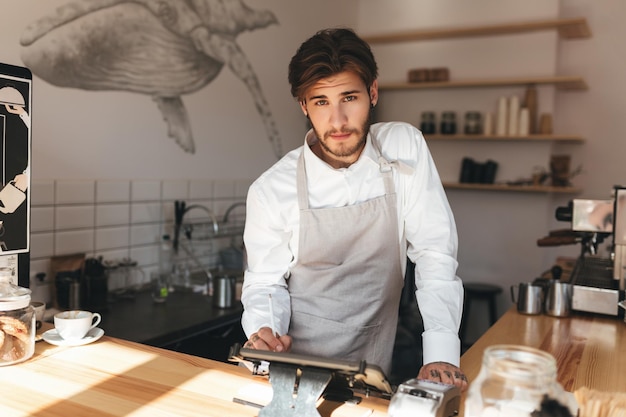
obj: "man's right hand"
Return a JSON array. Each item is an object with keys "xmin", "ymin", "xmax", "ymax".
[{"xmin": 244, "ymin": 326, "xmax": 292, "ymax": 353}]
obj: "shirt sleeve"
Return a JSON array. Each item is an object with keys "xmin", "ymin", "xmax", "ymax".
[
  {"xmin": 401, "ymin": 126, "xmax": 464, "ymax": 367},
  {"xmin": 240, "ymin": 183, "xmax": 293, "ymax": 338}
]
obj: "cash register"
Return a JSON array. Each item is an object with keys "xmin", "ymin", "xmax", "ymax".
[{"xmin": 538, "ymin": 185, "xmax": 626, "ymax": 316}]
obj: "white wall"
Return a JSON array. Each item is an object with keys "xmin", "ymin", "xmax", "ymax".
[
  {"xmin": 556, "ymin": 0, "xmax": 626, "ymax": 199},
  {"xmin": 0, "ymin": 0, "xmax": 359, "ymax": 181},
  {"xmin": 0, "ymin": 1, "xmax": 359, "ymax": 289},
  {"xmin": 357, "ymin": 0, "xmax": 624, "ymax": 320}
]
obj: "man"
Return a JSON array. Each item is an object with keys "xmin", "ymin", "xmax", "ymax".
[{"xmin": 241, "ymin": 28, "xmax": 467, "ymax": 391}]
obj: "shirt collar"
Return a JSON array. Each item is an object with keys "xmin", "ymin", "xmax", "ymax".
[{"xmin": 302, "ymin": 129, "xmax": 379, "ymax": 179}]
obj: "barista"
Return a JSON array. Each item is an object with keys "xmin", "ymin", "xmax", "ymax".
[{"xmin": 241, "ymin": 28, "xmax": 467, "ymax": 391}]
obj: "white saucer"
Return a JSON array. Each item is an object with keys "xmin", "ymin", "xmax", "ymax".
[{"xmin": 42, "ymin": 327, "xmax": 105, "ymax": 347}]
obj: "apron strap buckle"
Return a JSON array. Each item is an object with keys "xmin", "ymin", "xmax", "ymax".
[{"xmin": 379, "ymin": 158, "xmax": 414, "ymax": 175}]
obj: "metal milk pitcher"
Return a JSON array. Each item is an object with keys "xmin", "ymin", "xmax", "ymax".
[
  {"xmin": 510, "ymin": 282, "xmax": 544, "ymax": 315},
  {"xmin": 214, "ymin": 275, "xmax": 235, "ymax": 309},
  {"xmin": 545, "ymin": 281, "xmax": 573, "ymax": 317}
]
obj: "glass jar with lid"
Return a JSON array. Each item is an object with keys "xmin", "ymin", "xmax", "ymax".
[
  {"xmin": 420, "ymin": 111, "xmax": 437, "ymax": 134},
  {"xmin": 0, "ymin": 267, "xmax": 35, "ymax": 366},
  {"xmin": 465, "ymin": 111, "xmax": 483, "ymax": 134},
  {"xmin": 465, "ymin": 345, "xmax": 576, "ymax": 417},
  {"xmin": 440, "ymin": 111, "xmax": 457, "ymax": 135}
]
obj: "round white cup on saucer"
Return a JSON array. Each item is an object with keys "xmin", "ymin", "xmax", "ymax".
[{"xmin": 54, "ymin": 310, "xmax": 101, "ymax": 341}]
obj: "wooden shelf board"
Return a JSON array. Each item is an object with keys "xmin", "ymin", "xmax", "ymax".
[
  {"xmin": 443, "ymin": 182, "xmax": 582, "ymax": 194},
  {"xmin": 379, "ymin": 75, "xmax": 588, "ymax": 91},
  {"xmin": 425, "ymin": 134, "xmax": 585, "ymax": 143},
  {"xmin": 361, "ymin": 17, "xmax": 591, "ymax": 44}
]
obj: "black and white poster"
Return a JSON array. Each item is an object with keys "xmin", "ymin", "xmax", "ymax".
[{"xmin": 0, "ymin": 63, "xmax": 31, "ymax": 259}]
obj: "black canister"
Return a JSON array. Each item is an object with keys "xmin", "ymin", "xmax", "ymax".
[
  {"xmin": 419, "ymin": 111, "xmax": 436, "ymax": 134},
  {"xmin": 82, "ymin": 257, "xmax": 108, "ymax": 311},
  {"xmin": 482, "ymin": 160, "xmax": 499, "ymax": 184},
  {"xmin": 459, "ymin": 157, "xmax": 475, "ymax": 183},
  {"xmin": 55, "ymin": 270, "xmax": 81, "ymax": 309},
  {"xmin": 440, "ymin": 111, "xmax": 457, "ymax": 135}
]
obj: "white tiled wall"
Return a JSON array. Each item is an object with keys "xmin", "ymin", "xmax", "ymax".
[{"xmin": 29, "ymin": 178, "xmax": 251, "ymax": 301}]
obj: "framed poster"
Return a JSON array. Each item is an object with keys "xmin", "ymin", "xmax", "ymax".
[{"xmin": 0, "ymin": 62, "xmax": 31, "ymax": 286}]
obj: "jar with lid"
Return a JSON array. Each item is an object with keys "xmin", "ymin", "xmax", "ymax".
[
  {"xmin": 465, "ymin": 345, "xmax": 575, "ymax": 417},
  {"xmin": 0, "ymin": 267, "xmax": 35, "ymax": 366},
  {"xmin": 420, "ymin": 111, "xmax": 437, "ymax": 134},
  {"xmin": 465, "ymin": 111, "xmax": 483, "ymax": 134},
  {"xmin": 440, "ymin": 111, "xmax": 457, "ymax": 135}
]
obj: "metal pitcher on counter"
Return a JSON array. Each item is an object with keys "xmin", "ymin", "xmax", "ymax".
[
  {"xmin": 510, "ymin": 282, "xmax": 544, "ymax": 315},
  {"xmin": 214, "ymin": 275, "xmax": 236, "ymax": 309},
  {"xmin": 545, "ymin": 281, "xmax": 573, "ymax": 317}
]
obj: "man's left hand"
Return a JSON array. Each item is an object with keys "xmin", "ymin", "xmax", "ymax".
[{"xmin": 417, "ymin": 361, "xmax": 468, "ymax": 392}]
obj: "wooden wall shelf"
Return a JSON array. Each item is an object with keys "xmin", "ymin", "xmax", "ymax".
[
  {"xmin": 368, "ymin": 15, "xmax": 590, "ymax": 197},
  {"xmin": 443, "ymin": 182, "xmax": 582, "ymax": 194},
  {"xmin": 425, "ymin": 134, "xmax": 585, "ymax": 143},
  {"xmin": 379, "ymin": 75, "xmax": 588, "ymax": 91},
  {"xmin": 362, "ymin": 17, "xmax": 591, "ymax": 44}
]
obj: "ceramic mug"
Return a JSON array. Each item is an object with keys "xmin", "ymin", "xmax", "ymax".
[
  {"xmin": 54, "ymin": 310, "xmax": 101, "ymax": 341},
  {"xmin": 511, "ymin": 283, "xmax": 544, "ymax": 315}
]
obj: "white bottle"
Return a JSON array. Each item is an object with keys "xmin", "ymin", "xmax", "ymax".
[
  {"xmin": 518, "ymin": 108, "xmax": 530, "ymax": 136},
  {"xmin": 483, "ymin": 112, "xmax": 494, "ymax": 136},
  {"xmin": 507, "ymin": 95, "xmax": 520, "ymax": 136},
  {"xmin": 496, "ymin": 97, "xmax": 507, "ymax": 136}
]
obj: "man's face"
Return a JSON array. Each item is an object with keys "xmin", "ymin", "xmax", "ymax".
[{"xmin": 300, "ymin": 71, "xmax": 378, "ymax": 168}]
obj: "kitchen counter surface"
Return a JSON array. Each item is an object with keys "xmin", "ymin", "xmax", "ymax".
[
  {"xmin": 99, "ymin": 289, "xmax": 243, "ymax": 348},
  {"xmin": 459, "ymin": 307, "xmax": 626, "ymax": 414},
  {"xmin": 4, "ymin": 326, "xmax": 389, "ymax": 416},
  {"xmin": 5, "ymin": 306, "xmax": 624, "ymax": 416}
]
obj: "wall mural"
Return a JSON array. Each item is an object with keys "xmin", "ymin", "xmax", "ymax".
[{"xmin": 19, "ymin": 0, "xmax": 283, "ymax": 158}]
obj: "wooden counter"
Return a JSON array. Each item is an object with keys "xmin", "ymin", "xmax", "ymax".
[
  {"xmin": 4, "ymin": 307, "xmax": 624, "ymax": 416},
  {"xmin": 459, "ymin": 307, "xmax": 626, "ymax": 414},
  {"xmin": 2, "ymin": 326, "xmax": 389, "ymax": 417}
]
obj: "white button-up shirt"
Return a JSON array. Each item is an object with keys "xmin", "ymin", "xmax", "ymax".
[{"xmin": 242, "ymin": 121, "xmax": 463, "ymax": 367}]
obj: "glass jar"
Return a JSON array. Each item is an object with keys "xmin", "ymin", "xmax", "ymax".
[
  {"xmin": 440, "ymin": 111, "xmax": 457, "ymax": 135},
  {"xmin": 0, "ymin": 267, "xmax": 35, "ymax": 366},
  {"xmin": 465, "ymin": 111, "xmax": 483, "ymax": 134},
  {"xmin": 420, "ymin": 111, "xmax": 437, "ymax": 134},
  {"xmin": 465, "ymin": 345, "xmax": 575, "ymax": 417}
]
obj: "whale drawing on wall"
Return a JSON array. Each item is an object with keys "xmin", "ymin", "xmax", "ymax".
[{"xmin": 20, "ymin": 0, "xmax": 283, "ymax": 157}]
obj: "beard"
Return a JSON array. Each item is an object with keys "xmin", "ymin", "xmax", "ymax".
[{"xmin": 313, "ymin": 110, "xmax": 373, "ymax": 159}]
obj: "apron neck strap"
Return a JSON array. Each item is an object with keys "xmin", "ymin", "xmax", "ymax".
[{"xmin": 297, "ymin": 137, "xmax": 397, "ymax": 210}]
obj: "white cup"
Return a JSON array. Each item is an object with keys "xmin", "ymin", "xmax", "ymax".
[{"xmin": 54, "ymin": 310, "xmax": 101, "ymax": 341}]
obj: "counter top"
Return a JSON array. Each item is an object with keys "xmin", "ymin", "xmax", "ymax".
[
  {"xmin": 5, "ymin": 326, "xmax": 389, "ymax": 416},
  {"xmin": 459, "ymin": 307, "xmax": 626, "ymax": 414},
  {"xmin": 99, "ymin": 289, "xmax": 243, "ymax": 347},
  {"xmin": 5, "ymin": 306, "xmax": 624, "ymax": 416}
]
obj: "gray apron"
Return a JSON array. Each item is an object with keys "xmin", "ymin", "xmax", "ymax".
[{"xmin": 288, "ymin": 138, "xmax": 404, "ymax": 375}]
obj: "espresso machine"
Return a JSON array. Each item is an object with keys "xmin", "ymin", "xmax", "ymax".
[
  {"xmin": 612, "ymin": 186, "xmax": 626, "ymax": 291},
  {"xmin": 538, "ymin": 185, "xmax": 626, "ymax": 316}
]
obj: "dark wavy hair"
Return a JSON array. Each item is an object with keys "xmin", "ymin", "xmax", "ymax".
[{"xmin": 288, "ymin": 28, "xmax": 378, "ymax": 102}]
